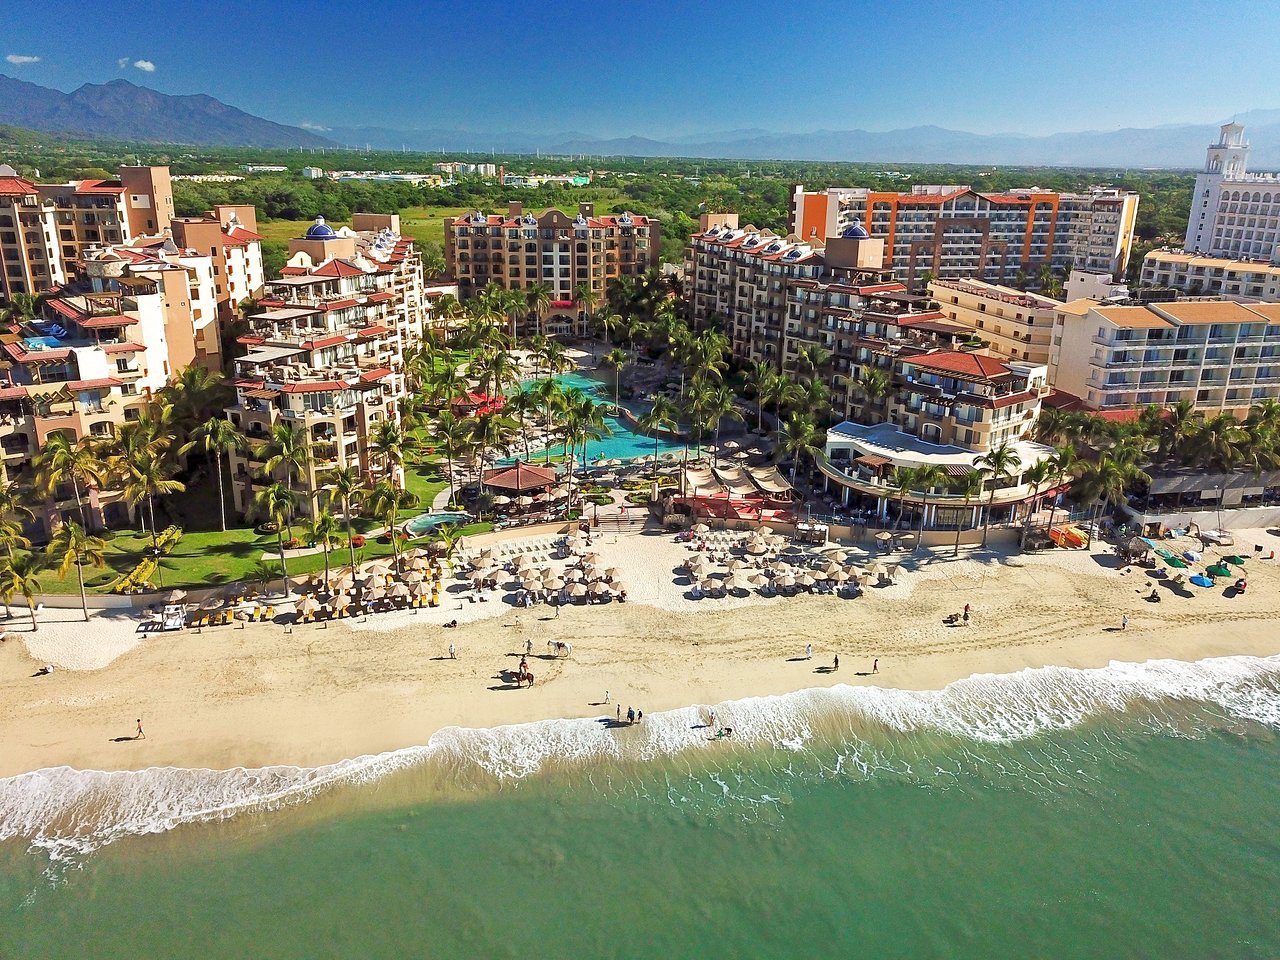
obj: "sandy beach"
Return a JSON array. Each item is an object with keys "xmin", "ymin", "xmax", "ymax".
[{"xmin": 3, "ymin": 528, "xmax": 1280, "ymax": 779}]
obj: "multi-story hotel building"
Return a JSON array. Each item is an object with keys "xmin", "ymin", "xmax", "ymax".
[
  {"xmin": 928, "ymin": 278, "xmax": 1060, "ymax": 365},
  {"xmin": 791, "ymin": 183, "xmax": 1140, "ymax": 288},
  {"xmin": 0, "ymin": 258, "xmax": 212, "ymax": 536},
  {"xmin": 688, "ymin": 213, "xmax": 1057, "ymax": 529},
  {"xmin": 224, "ymin": 215, "xmax": 426, "ymax": 519},
  {"xmin": 1049, "ymin": 298, "xmax": 1280, "ymax": 416},
  {"xmin": 444, "ymin": 202, "xmax": 660, "ymax": 329},
  {"xmin": 170, "ymin": 204, "xmax": 265, "ymax": 322},
  {"xmin": 1183, "ymin": 123, "xmax": 1280, "ymax": 261},
  {"xmin": 0, "ymin": 162, "xmax": 175, "ymax": 299},
  {"xmin": 1140, "ymin": 248, "xmax": 1280, "ymax": 301}
]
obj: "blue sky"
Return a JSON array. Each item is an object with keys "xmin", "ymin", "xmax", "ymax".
[{"xmin": 4, "ymin": 0, "xmax": 1278, "ymax": 137}]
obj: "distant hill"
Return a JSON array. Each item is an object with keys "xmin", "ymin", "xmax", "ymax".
[
  {"xmin": 0, "ymin": 75, "xmax": 335, "ymax": 148},
  {"xmin": 332, "ymin": 112, "xmax": 1280, "ymax": 170}
]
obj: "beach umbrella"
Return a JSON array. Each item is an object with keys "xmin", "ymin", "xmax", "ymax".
[
  {"xmin": 545, "ymin": 577, "xmax": 566, "ymax": 591},
  {"xmin": 1166, "ymin": 557, "xmax": 1188, "ymax": 569},
  {"xmin": 829, "ymin": 569, "xmax": 851, "ymax": 583},
  {"xmin": 364, "ymin": 583, "xmax": 386, "ymax": 601},
  {"xmin": 797, "ymin": 573, "xmax": 816, "ymax": 587},
  {"xmin": 1189, "ymin": 574, "xmax": 1214, "ymax": 588},
  {"xmin": 1206, "ymin": 563, "xmax": 1231, "ymax": 577},
  {"xmin": 589, "ymin": 581, "xmax": 611, "ymax": 595},
  {"xmin": 494, "ymin": 495, "xmax": 512, "ymax": 506},
  {"xmin": 166, "ymin": 589, "xmax": 188, "ymax": 604},
  {"xmin": 745, "ymin": 540, "xmax": 769, "ymax": 556},
  {"xmin": 748, "ymin": 573, "xmax": 770, "ymax": 588},
  {"xmin": 517, "ymin": 495, "xmax": 535, "ymax": 507},
  {"xmin": 605, "ymin": 566, "xmax": 623, "ymax": 580},
  {"xmin": 896, "ymin": 532, "xmax": 916, "ymax": 542},
  {"xmin": 1224, "ymin": 555, "xmax": 1246, "ymax": 566},
  {"xmin": 297, "ymin": 596, "xmax": 322, "ymax": 616},
  {"xmin": 1181, "ymin": 550, "xmax": 1201, "ymax": 563},
  {"xmin": 568, "ymin": 583, "xmax": 588, "ymax": 597},
  {"xmin": 512, "ymin": 554, "xmax": 533, "ymax": 570},
  {"xmin": 726, "ymin": 558, "xmax": 749, "ymax": 572},
  {"xmin": 691, "ymin": 523, "xmax": 710, "ymax": 534},
  {"xmin": 726, "ymin": 573, "xmax": 752, "ymax": 592},
  {"xmin": 733, "ymin": 450, "xmax": 750, "ymax": 460},
  {"xmin": 329, "ymin": 591, "xmax": 351, "ymax": 610},
  {"xmin": 199, "ymin": 595, "xmax": 224, "ymax": 611},
  {"xmin": 776, "ymin": 574, "xmax": 796, "ymax": 589},
  {"xmin": 411, "ymin": 581, "xmax": 430, "ymax": 599}
]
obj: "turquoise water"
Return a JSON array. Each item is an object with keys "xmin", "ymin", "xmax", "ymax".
[
  {"xmin": 403, "ymin": 510, "xmax": 471, "ymax": 537},
  {"xmin": 2, "ymin": 657, "xmax": 1278, "ymax": 958},
  {"xmin": 510, "ymin": 371, "xmax": 685, "ymax": 463}
]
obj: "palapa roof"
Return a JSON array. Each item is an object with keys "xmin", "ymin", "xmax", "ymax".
[{"xmin": 482, "ymin": 460, "xmax": 558, "ymax": 492}]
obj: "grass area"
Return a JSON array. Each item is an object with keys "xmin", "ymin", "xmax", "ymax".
[{"xmin": 255, "ymin": 191, "xmax": 631, "ymax": 253}]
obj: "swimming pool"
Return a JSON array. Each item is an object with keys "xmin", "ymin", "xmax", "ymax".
[
  {"xmin": 403, "ymin": 510, "xmax": 471, "ymax": 537},
  {"xmin": 24, "ymin": 336, "xmax": 63, "ymax": 351},
  {"xmin": 511, "ymin": 372, "xmax": 686, "ymax": 463}
]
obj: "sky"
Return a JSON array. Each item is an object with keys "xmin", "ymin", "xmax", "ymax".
[{"xmin": 4, "ymin": 0, "xmax": 1279, "ymax": 139}]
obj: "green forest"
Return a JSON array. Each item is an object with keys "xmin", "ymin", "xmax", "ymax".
[{"xmin": 1, "ymin": 125, "xmax": 1195, "ymax": 280}]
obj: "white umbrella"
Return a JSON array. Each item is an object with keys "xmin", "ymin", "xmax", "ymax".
[
  {"xmin": 726, "ymin": 573, "xmax": 752, "ymax": 591},
  {"xmin": 512, "ymin": 554, "xmax": 533, "ymax": 571},
  {"xmin": 875, "ymin": 531, "xmax": 894, "ymax": 542},
  {"xmin": 691, "ymin": 523, "xmax": 710, "ymax": 534},
  {"xmin": 517, "ymin": 495, "xmax": 535, "ymax": 507},
  {"xmin": 494, "ymin": 495, "xmax": 512, "ymax": 505},
  {"xmin": 568, "ymin": 583, "xmax": 588, "ymax": 597},
  {"xmin": 776, "ymin": 574, "xmax": 796, "ymax": 589},
  {"xmin": 748, "ymin": 573, "xmax": 770, "ymax": 588},
  {"xmin": 797, "ymin": 573, "xmax": 817, "ymax": 587},
  {"xmin": 521, "ymin": 578, "xmax": 542, "ymax": 592},
  {"xmin": 605, "ymin": 566, "xmax": 623, "ymax": 580},
  {"xmin": 329, "ymin": 592, "xmax": 351, "ymax": 611},
  {"xmin": 721, "ymin": 439, "xmax": 740, "ymax": 451},
  {"xmin": 589, "ymin": 581, "xmax": 610, "ymax": 595},
  {"xmin": 745, "ymin": 539, "xmax": 769, "ymax": 556}
]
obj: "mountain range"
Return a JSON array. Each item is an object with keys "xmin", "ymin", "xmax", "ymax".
[
  {"xmin": 4, "ymin": 73, "xmax": 1280, "ymax": 169},
  {"xmin": 0, "ymin": 75, "xmax": 331, "ymax": 148}
]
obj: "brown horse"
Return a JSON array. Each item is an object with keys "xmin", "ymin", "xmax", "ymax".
[{"xmin": 518, "ymin": 669, "xmax": 535, "ymax": 688}]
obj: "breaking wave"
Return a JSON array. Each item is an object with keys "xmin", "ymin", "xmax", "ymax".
[{"xmin": 2, "ymin": 655, "xmax": 1277, "ymax": 864}]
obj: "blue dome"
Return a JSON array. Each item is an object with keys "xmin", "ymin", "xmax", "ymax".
[
  {"xmin": 306, "ymin": 216, "xmax": 338, "ymax": 240},
  {"xmin": 841, "ymin": 223, "xmax": 870, "ymax": 240}
]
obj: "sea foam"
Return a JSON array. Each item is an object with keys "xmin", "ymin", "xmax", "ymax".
[{"xmin": 2, "ymin": 654, "xmax": 1277, "ymax": 864}]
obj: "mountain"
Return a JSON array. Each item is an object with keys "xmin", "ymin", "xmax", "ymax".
[
  {"xmin": 0, "ymin": 74, "xmax": 335, "ymax": 148},
  {"xmin": 331, "ymin": 117, "xmax": 1280, "ymax": 169}
]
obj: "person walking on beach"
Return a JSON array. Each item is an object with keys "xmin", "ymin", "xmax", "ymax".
[
  {"xmin": 1122, "ymin": 614, "xmax": 1129, "ymax": 631},
  {"xmin": 448, "ymin": 642, "xmax": 456, "ymax": 659},
  {"xmin": 135, "ymin": 719, "xmax": 145, "ymax": 740},
  {"xmin": 805, "ymin": 643, "xmax": 813, "ymax": 660},
  {"xmin": 525, "ymin": 638, "xmax": 533, "ymax": 656},
  {"xmin": 616, "ymin": 704, "xmax": 621, "ymax": 721},
  {"xmin": 833, "ymin": 654, "xmax": 839, "ymax": 672},
  {"xmin": 872, "ymin": 658, "xmax": 879, "ymax": 674},
  {"xmin": 605, "ymin": 689, "xmax": 611, "ymax": 704}
]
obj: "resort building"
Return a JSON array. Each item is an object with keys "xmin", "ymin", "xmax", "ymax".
[
  {"xmin": 444, "ymin": 202, "xmax": 660, "ymax": 329},
  {"xmin": 1183, "ymin": 123, "xmax": 1280, "ymax": 262},
  {"xmin": 224, "ymin": 215, "xmax": 427, "ymax": 519},
  {"xmin": 1048, "ymin": 297, "xmax": 1280, "ymax": 416},
  {"xmin": 0, "ymin": 262, "xmax": 205, "ymax": 537},
  {"xmin": 817, "ymin": 351, "xmax": 1056, "ymax": 532},
  {"xmin": 1139, "ymin": 249, "xmax": 1280, "ymax": 301},
  {"xmin": 0, "ymin": 162, "xmax": 175, "ymax": 298},
  {"xmin": 927, "ymin": 278, "xmax": 1061, "ymax": 365},
  {"xmin": 169, "ymin": 204, "xmax": 266, "ymax": 322},
  {"xmin": 790, "ymin": 183, "xmax": 1140, "ymax": 288}
]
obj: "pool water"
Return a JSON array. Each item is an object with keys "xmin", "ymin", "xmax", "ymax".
[
  {"xmin": 402, "ymin": 510, "xmax": 470, "ymax": 537},
  {"xmin": 511, "ymin": 371, "xmax": 686, "ymax": 463},
  {"xmin": 24, "ymin": 336, "xmax": 63, "ymax": 350}
]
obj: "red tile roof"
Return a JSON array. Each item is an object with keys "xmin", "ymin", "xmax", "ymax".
[
  {"xmin": 102, "ymin": 342, "xmax": 145, "ymax": 354},
  {"xmin": 0, "ymin": 176, "xmax": 38, "ymax": 196},
  {"xmin": 77, "ymin": 314, "xmax": 138, "ymax": 328},
  {"xmin": 0, "ymin": 385, "xmax": 27, "ymax": 400},
  {"xmin": 302, "ymin": 333, "xmax": 349, "ymax": 350},
  {"xmin": 311, "ymin": 259, "xmax": 366, "ymax": 278},
  {"xmin": 319, "ymin": 298, "xmax": 359, "ymax": 311},
  {"xmin": 908, "ymin": 351, "xmax": 1011, "ymax": 380},
  {"xmin": 481, "ymin": 460, "xmax": 558, "ymax": 492},
  {"xmin": 67, "ymin": 377, "xmax": 123, "ymax": 391},
  {"xmin": 358, "ymin": 367, "xmax": 392, "ymax": 382},
  {"xmin": 356, "ymin": 325, "xmax": 390, "ymax": 338},
  {"xmin": 278, "ymin": 380, "xmax": 347, "ymax": 394},
  {"xmin": 74, "ymin": 179, "xmax": 126, "ymax": 195},
  {"xmin": 223, "ymin": 226, "xmax": 264, "ymax": 246}
]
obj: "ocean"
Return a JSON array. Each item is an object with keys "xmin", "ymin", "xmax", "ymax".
[{"xmin": 2, "ymin": 656, "xmax": 1278, "ymax": 959}]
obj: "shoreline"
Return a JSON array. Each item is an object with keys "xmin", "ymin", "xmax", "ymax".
[{"xmin": 4, "ymin": 528, "xmax": 1280, "ymax": 779}]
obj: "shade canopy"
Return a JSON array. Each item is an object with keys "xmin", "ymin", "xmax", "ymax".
[{"xmin": 482, "ymin": 460, "xmax": 559, "ymax": 493}]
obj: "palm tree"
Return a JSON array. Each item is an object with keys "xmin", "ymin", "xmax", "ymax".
[
  {"xmin": 573, "ymin": 282, "xmax": 598, "ymax": 338},
  {"xmin": 795, "ymin": 344, "xmax": 832, "ymax": 381},
  {"xmin": 326, "ymin": 465, "xmax": 366, "ymax": 574},
  {"xmin": 913, "ymin": 464, "xmax": 946, "ymax": 540},
  {"xmin": 182, "ymin": 416, "xmax": 245, "ymax": 531},
  {"xmin": 252, "ymin": 481, "xmax": 298, "ymax": 598},
  {"xmin": 371, "ymin": 418, "xmax": 411, "ymax": 487},
  {"xmin": 853, "ymin": 368, "xmax": 891, "ymax": 424},
  {"xmin": 1, "ymin": 291, "xmax": 41, "ymax": 325},
  {"xmin": 471, "ymin": 411, "xmax": 517, "ymax": 482},
  {"xmin": 531, "ymin": 377, "xmax": 564, "ymax": 464},
  {"xmin": 432, "ymin": 411, "xmax": 473, "ymax": 506},
  {"xmin": 1018, "ymin": 459, "xmax": 1054, "ymax": 548},
  {"xmin": 950, "ymin": 469, "xmax": 984, "ymax": 557},
  {"xmin": 602, "ymin": 348, "xmax": 628, "ymax": 410},
  {"xmin": 117, "ymin": 448, "xmax": 186, "ymax": 547},
  {"xmin": 525, "ymin": 281, "xmax": 553, "ymax": 338},
  {"xmin": 368, "ymin": 480, "xmax": 419, "ymax": 567},
  {"xmin": 560, "ymin": 394, "xmax": 610, "ymax": 514},
  {"xmin": 263, "ymin": 421, "xmax": 312, "ymax": 517},
  {"xmin": 1185, "ymin": 412, "xmax": 1249, "ymax": 472},
  {"xmin": 1043, "ymin": 445, "xmax": 1077, "ymax": 537},
  {"xmin": 1071, "ymin": 453, "xmax": 1151, "ymax": 547},
  {"xmin": 308, "ymin": 509, "xmax": 341, "ymax": 589},
  {"xmin": 166, "ymin": 365, "xmax": 227, "ymax": 433},
  {"xmin": 701, "ymin": 383, "xmax": 743, "ymax": 467},
  {"xmin": 745, "ymin": 360, "xmax": 778, "ymax": 433},
  {"xmin": 505, "ymin": 389, "xmax": 540, "ymax": 460},
  {"xmin": 975, "ymin": 441, "xmax": 1024, "ymax": 547},
  {"xmin": 33, "ymin": 432, "xmax": 104, "ymax": 529},
  {"xmin": 46, "ymin": 520, "xmax": 107, "ymax": 622},
  {"xmin": 0, "ymin": 551, "xmax": 43, "ymax": 631},
  {"xmin": 639, "ymin": 395, "xmax": 678, "ymax": 465},
  {"xmin": 889, "ymin": 466, "xmax": 918, "ymax": 532},
  {"xmin": 775, "ymin": 413, "xmax": 821, "ymax": 484}
]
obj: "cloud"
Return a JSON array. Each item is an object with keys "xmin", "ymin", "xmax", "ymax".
[
  {"xmin": 5, "ymin": 54, "xmax": 41, "ymax": 65},
  {"xmin": 132, "ymin": 59, "xmax": 156, "ymax": 72},
  {"xmin": 298, "ymin": 122, "xmax": 331, "ymax": 132},
  {"xmin": 117, "ymin": 57, "xmax": 130, "ymax": 68}
]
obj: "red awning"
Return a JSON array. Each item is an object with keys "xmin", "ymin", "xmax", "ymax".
[{"xmin": 482, "ymin": 461, "xmax": 558, "ymax": 492}]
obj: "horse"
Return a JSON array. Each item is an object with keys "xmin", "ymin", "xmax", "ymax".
[{"xmin": 517, "ymin": 669, "xmax": 535, "ymax": 688}]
